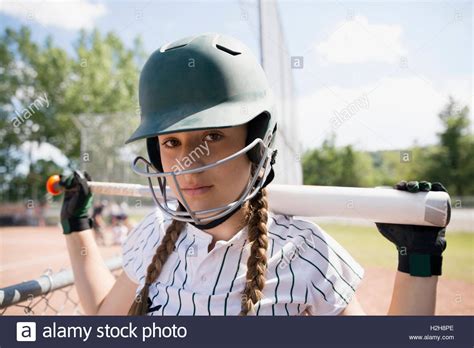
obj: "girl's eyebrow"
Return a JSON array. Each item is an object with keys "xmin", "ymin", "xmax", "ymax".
[{"xmin": 164, "ymin": 129, "xmax": 225, "ymax": 138}]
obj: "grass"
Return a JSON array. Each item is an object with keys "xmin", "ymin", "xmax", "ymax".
[{"xmin": 316, "ymin": 222, "xmax": 474, "ymax": 283}]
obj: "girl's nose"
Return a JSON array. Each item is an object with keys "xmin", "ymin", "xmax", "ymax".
[{"xmin": 176, "ymin": 145, "xmax": 207, "ymax": 172}]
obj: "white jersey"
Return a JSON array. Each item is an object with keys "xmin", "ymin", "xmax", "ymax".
[{"xmin": 121, "ymin": 208, "xmax": 365, "ymax": 316}]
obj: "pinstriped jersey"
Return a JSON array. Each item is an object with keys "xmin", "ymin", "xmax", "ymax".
[{"xmin": 121, "ymin": 207, "xmax": 365, "ymax": 316}]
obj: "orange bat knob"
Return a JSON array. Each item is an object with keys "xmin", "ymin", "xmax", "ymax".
[{"xmin": 46, "ymin": 174, "xmax": 62, "ymax": 196}]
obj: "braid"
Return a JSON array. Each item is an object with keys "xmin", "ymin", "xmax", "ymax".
[
  {"xmin": 239, "ymin": 187, "xmax": 269, "ymax": 315},
  {"xmin": 128, "ymin": 216, "xmax": 185, "ymax": 316}
]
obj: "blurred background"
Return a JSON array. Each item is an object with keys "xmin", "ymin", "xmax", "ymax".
[{"xmin": 0, "ymin": 0, "xmax": 472, "ymax": 315}]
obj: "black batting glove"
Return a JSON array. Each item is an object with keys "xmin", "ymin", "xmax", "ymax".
[
  {"xmin": 375, "ymin": 180, "xmax": 449, "ymax": 277},
  {"xmin": 60, "ymin": 170, "xmax": 93, "ymax": 234}
]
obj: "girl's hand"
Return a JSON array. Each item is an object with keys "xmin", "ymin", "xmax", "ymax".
[
  {"xmin": 375, "ymin": 181, "xmax": 449, "ymax": 277},
  {"xmin": 60, "ymin": 170, "xmax": 93, "ymax": 234}
]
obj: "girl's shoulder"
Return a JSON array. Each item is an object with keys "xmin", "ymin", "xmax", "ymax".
[
  {"xmin": 267, "ymin": 211, "xmax": 328, "ymax": 243},
  {"xmin": 123, "ymin": 208, "xmax": 170, "ymax": 244},
  {"xmin": 268, "ymin": 211, "xmax": 365, "ymax": 315},
  {"xmin": 120, "ymin": 207, "xmax": 173, "ymax": 284},
  {"xmin": 268, "ymin": 211, "xmax": 364, "ymax": 277}
]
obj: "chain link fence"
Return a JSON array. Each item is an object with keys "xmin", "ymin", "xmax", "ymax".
[{"xmin": 0, "ymin": 257, "xmax": 123, "ymax": 315}]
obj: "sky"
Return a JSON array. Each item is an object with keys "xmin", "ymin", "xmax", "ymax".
[{"xmin": 1, "ymin": 0, "xmax": 472, "ymax": 152}]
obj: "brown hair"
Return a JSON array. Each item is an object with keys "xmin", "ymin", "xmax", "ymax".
[{"xmin": 127, "ymin": 187, "xmax": 269, "ymax": 316}]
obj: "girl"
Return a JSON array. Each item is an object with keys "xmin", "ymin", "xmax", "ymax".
[{"xmin": 61, "ymin": 33, "xmax": 447, "ymax": 316}]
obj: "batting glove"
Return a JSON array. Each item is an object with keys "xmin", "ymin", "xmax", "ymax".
[
  {"xmin": 60, "ymin": 170, "xmax": 93, "ymax": 234},
  {"xmin": 375, "ymin": 180, "xmax": 449, "ymax": 277}
]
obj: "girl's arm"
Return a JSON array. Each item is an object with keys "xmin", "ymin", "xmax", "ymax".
[
  {"xmin": 65, "ymin": 229, "xmax": 117, "ymax": 315},
  {"xmin": 340, "ymin": 272, "xmax": 438, "ymax": 315},
  {"xmin": 60, "ymin": 171, "xmax": 137, "ymax": 315},
  {"xmin": 387, "ymin": 272, "xmax": 438, "ymax": 315}
]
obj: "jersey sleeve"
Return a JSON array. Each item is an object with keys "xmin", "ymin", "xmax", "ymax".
[
  {"xmin": 121, "ymin": 209, "xmax": 163, "ymax": 284},
  {"xmin": 298, "ymin": 221, "xmax": 365, "ymax": 315}
]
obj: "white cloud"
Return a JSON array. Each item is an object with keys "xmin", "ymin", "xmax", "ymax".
[
  {"xmin": 17, "ymin": 141, "xmax": 68, "ymax": 175},
  {"xmin": 316, "ymin": 15, "xmax": 407, "ymax": 64},
  {"xmin": 0, "ymin": 0, "xmax": 107, "ymax": 30},
  {"xmin": 296, "ymin": 76, "xmax": 472, "ymax": 151}
]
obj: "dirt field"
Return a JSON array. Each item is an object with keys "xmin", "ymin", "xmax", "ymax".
[{"xmin": 1, "ymin": 226, "xmax": 472, "ymax": 315}]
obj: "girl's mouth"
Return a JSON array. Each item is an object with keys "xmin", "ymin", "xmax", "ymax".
[{"xmin": 182, "ymin": 185, "xmax": 214, "ymax": 196}]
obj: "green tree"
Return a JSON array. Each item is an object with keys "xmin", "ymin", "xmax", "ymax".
[
  {"xmin": 369, "ymin": 145, "xmax": 432, "ymax": 187},
  {"xmin": 0, "ymin": 26, "xmax": 144, "ymax": 202},
  {"xmin": 302, "ymin": 134, "xmax": 376, "ymax": 187},
  {"xmin": 424, "ymin": 97, "xmax": 473, "ymax": 196}
]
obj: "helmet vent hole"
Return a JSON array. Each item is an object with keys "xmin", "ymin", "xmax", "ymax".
[
  {"xmin": 164, "ymin": 44, "xmax": 187, "ymax": 52},
  {"xmin": 216, "ymin": 44, "xmax": 241, "ymax": 56}
]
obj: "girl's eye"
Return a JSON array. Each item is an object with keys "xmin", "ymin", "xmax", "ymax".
[
  {"xmin": 204, "ymin": 133, "xmax": 223, "ymax": 142},
  {"xmin": 162, "ymin": 133, "xmax": 222, "ymax": 148},
  {"xmin": 162, "ymin": 139, "xmax": 180, "ymax": 148}
]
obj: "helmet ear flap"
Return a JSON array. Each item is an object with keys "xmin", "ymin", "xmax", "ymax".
[
  {"xmin": 146, "ymin": 137, "xmax": 164, "ymax": 172},
  {"xmin": 246, "ymin": 112, "xmax": 275, "ymax": 164}
]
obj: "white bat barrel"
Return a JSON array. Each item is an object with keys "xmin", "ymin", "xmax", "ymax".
[
  {"xmin": 86, "ymin": 182, "xmax": 450, "ymax": 227},
  {"xmin": 88, "ymin": 182, "xmax": 156, "ymax": 198},
  {"xmin": 267, "ymin": 185, "xmax": 450, "ymax": 227}
]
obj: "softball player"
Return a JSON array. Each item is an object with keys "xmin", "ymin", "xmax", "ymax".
[{"xmin": 60, "ymin": 33, "xmax": 448, "ymax": 316}]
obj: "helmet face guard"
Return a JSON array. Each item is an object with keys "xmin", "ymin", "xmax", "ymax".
[{"xmin": 131, "ymin": 137, "xmax": 277, "ymax": 225}]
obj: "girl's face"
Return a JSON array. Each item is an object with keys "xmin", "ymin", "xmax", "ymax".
[{"xmin": 157, "ymin": 124, "xmax": 252, "ymax": 216}]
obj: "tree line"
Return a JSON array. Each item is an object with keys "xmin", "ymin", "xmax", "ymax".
[{"xmin": 303, "ymin": 97, "xmax": 473, "ymax": 197}]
